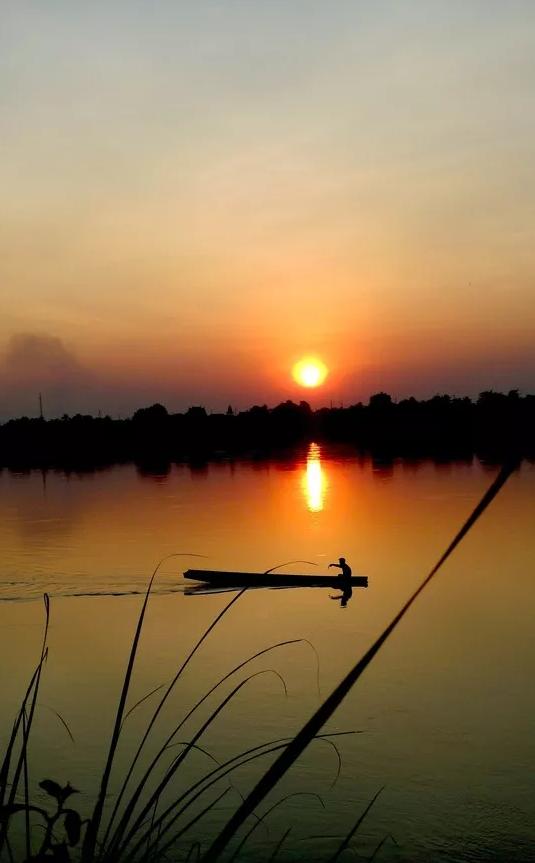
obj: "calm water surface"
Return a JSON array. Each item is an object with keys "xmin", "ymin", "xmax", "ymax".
[{"xmin": 0, "ymin": 448, "xmax": 534, "ymax": 861}]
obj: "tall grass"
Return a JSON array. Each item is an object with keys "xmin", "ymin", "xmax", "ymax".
[
  {"xmin": 0, "ymin": 560, "xmax": 340, "ymax": 862},
  {"xmin": 0, "ymin": 458, "xmax": 519, "ymax": 862},
  {"xmin": 0, "ymin": 594, "xmax": 49, "ymax": 861}
]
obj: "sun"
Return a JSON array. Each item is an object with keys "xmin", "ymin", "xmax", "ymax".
[{"xmin": 292, "ymin": 357, "xmax": 328, "ymax": 388}]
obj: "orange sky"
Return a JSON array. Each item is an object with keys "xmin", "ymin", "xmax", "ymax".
[{"xmin": 2, "ymin": 2, "xmax": 535, "ymax": 418}]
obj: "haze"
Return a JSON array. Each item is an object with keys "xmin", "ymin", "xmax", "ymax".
[{"xmin": 2, "ymin": 1, "xmax": 535, "ymax": 418}]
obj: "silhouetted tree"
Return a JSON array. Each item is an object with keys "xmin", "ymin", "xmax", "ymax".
[
  {"xmin": 368, "ymin": 392, "xmax": 393, "ymax": 409},
  {"xmin": 185, "ymin": 406, "xmax": 207, "ymax": 419},
  {"xmin": 0, "ymin": 390, "xmax": 533, "ymax": 468},
  {"xmin": 132, "ymin": 403, "xmax": 169, "ymax": 423}
]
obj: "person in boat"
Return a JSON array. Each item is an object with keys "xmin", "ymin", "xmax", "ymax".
[
  {"xmin": 328, "ymin": 557, "xmax": 352, "ymax": 580},
  {"xmin": 328, "ymin": 557, "xmax": 353, "ymax": 607}
]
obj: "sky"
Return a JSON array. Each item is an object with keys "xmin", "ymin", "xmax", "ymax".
[{"xmin": 1, "ymin": 1, "xmax": 535, "ymax": 418}]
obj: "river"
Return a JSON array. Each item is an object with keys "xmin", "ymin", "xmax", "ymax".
[{"xmin": 0, "ymin": 447, "xmax": 533, "ymax": 861}]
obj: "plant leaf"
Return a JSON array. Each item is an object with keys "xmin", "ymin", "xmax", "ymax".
[
  {"xmin": 60, "ymin": 784, "xmax": 79, "ymax": 804},
  {"xmin": 39, "ymin": 780, "xmax": 63, "ymax": 801},
  {"xmin": 50, "ymin": 841, "xmax": 70, "ymax": 862}
]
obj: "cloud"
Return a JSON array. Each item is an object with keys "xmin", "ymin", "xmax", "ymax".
[
  {"xmin": 3, "ymin": 333, "xmax": 86, "ymax": 382},
  {"xmin": 1, "ymin": 333, "xmax": 94, "ymax": 418}
]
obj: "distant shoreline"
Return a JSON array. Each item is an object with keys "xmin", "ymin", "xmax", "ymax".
[{"xmin": 1, "ymin": 390, "xmax": 533, "ymax": 470}]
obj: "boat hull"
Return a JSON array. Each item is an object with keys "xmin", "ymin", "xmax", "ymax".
[{"xmin": 183, "ymin": 569, "xmax": 368, "ymax": 588}]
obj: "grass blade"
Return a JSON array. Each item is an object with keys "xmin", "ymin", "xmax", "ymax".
[
  {"xmin": 328, "ymin": 786, "xmax": 384, "ymax": 862},
  {"xmin": 104, "ymin": 637, "xmax": 310, "ymax": 855},
  {"xmin": 151, "ymin": 787, "xmax": 231, "ymax": 863},
  {"xmin": 133, "ymin": 733, "xmax": 354, "ymax": 861},
  {"xmin": 82, "ymin": 553, "xmax": 196, "ymax": 861},
  {"xmin": 114, "ymin": 669, "xmax": 288, "ymax": 859},
  {"xmin": 22, "ymin": 711, "xmax": 31, "ymax": 861},
  {"xmin": 268, "ymin": 827, "xmax": 292, "ymax": 862},
  {"xmin": 0, "ymin": 594, "xmax": 50, "ymax": 859},
  {"xmin": 121, "ymin": 683, "xmax": 168, "ymax": 728},
  {"xmin": 40, "ymin": 705, "xmax": 76, "ymax": 744},
  {"xmin": 185, "ymin": 842, "xmax": 201, "ymax": 862},
  {"xmin": 102, "ymin": 586, "xmax": 247, "ymax": 851},
  {"xmin": 264, "ymin": 560, "xmax": 318, "ymax": 575},
  {"xmin": 368, "ymin": 833, "xmax": 398, "ymax": 861},
  {"xmin": 227, "ymin": 793, "xmax": 324, "ymax": 863},
  {"xmin": 107, "ymin": 558, "xmax": 311, "ymax": 846}
]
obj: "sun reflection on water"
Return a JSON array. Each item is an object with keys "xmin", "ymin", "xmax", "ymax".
[{"xmin": 303, "ymin": 442, "xmax": 326, "ymax": 512}]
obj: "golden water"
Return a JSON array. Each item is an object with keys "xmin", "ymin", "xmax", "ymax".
[{"xmin": 1, "ymin": 449, "xmax": 534, "ymax": 860}]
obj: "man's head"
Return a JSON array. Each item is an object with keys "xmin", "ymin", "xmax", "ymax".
[{"xmin": 339, "ymin": 557, "xmax": 345, "ymax": 564}]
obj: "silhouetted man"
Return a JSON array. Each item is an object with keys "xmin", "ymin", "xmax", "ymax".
[
  {"xmin": 328, "ymin": 557, "xmax": 353, "ymax": 607},
  {"xmin": 328, "ymin": 557, "xmax": 352, "ymax": 579}
]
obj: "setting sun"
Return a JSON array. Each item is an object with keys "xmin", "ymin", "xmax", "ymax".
[{"xmin": 292, "ymin": 357, "xmax": 329, "ymax": 388}]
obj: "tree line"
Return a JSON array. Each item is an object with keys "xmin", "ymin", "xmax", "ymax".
[{"xmin": 0, "ymin": 390, "xmax": 533, "ymax": 470}]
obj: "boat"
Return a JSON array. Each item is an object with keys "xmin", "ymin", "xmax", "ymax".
[{"xmin": 183, "ymin": 569, "xmax": 368, "ymax": 589}]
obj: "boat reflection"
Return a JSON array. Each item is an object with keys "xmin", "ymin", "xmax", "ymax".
[
  {"xmin": 303, "ymin": 442, "xmax": 327, "ymax": 512},
  {"xmin": 330, "ymin": 581, "xmax": 353, "ymax": 608}
]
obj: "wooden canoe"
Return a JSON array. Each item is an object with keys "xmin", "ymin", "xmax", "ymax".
[{"xmin": 183, "ymin": 569, "xmax": 368, "ymax": 589}]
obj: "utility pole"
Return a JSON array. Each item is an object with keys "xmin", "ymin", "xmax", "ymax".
[{"xmin": 38, "ymin": 392, "xmax": 44, "ymax": 419}]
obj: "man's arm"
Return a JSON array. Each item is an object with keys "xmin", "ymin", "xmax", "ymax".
[{"xmin": 328, "ymin": 562, "xmax": 341, "ymax": 569}]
